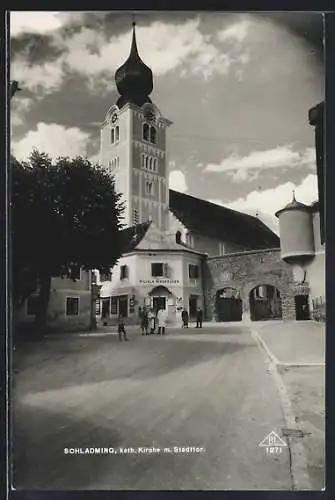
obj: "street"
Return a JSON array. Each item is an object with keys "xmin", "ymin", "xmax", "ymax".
[{"xmin": 12, "ymin": 325, "xmax": 312, "ymax": 490}]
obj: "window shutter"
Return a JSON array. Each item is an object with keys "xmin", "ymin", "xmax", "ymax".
[{"xmin": 163, "ymin": 263, "xmax": 169, "ymax": 277}]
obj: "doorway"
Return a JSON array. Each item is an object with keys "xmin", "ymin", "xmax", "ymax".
[
  {"xmin": 189, "ymin": 295, "xmax": 198, "ymax": 319},
  {"xmin": 295, "ymin": 295, "xmax": 310, "ymax": 320},
  {"xmin": 153, "ymin": 296, "xmax": 166, "ymax": 314},
  {"xmin": 118, "ymin": 295, "xmax": 128, "ymax": 318},
  {"xmin": 215, "ymin": 288, "xmax": 242, "ymax": 322},
  {"xmin": 249, "ymin": 285, "xmax": 282, "ymax": 321}
]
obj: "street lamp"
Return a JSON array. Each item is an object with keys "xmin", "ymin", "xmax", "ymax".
[{"xmin": 10, "ymin": 80, "xmax": 22, "ymax": 99}]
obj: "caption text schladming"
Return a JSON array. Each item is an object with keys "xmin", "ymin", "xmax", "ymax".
[{"xmin": 64, "ymin": 446, "xmax": 206, "ymax": 456}]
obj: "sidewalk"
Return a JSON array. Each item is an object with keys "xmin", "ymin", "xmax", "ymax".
[
  {"xmin": 252, "ymin": 320, "xmax": 325, "ymax": 365},
  {"xmin": 251, "ymin": 320, "xmax": 325, "ymax": 490}
]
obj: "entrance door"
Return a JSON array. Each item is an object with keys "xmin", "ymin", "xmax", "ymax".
[
  {"xmin": 189, "ymin": 296, "xmax": 198, "ymax": 319},
  {"xmin": 101, "ymin": 298, "xmax": 110, "ymax": 319},
  {"xmin": 295, "ymin": 295, "xmax": 310, "ymax": 320},
  {"xmin": 153, "ymin": 296, "xmax": 166, "ymax": 314},
  {"xmin": 118, "ymin": 295, "xmax": 128, "ymax": 318}
]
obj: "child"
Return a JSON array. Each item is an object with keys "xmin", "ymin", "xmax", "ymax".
[{"xmin": 118, "ymin": 315, "xmax": 128, "ymax": 341}]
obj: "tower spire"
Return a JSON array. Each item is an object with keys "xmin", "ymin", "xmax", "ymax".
[{"xmin": 114, "ymin": 21, "xmax": 153, "ymax": 109}]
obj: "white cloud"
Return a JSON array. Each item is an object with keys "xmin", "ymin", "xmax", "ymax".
[
  {"xmin": 11, "ymin": 11, "xmax": 63, "ymax": 36},
  {"xmin": 209, "ymin": 174, "xmax": 318, "ymax": 234},
  {"xmin": 218, "ymin": 18, "xmax": 251, "ymax": 44},
  {"xmin": 11, "ymin": 16, "xmax": 253, "ymax": 96},
  {"xmin": 205, "ymin": 145, "xmax": 316, "ymax": 182},
  {"xmin": 225, "ymin": 173, "xmax": 318, "ymax": 216},
  {"xmin": 60, "ymin": 19, "xmax": 234, "ymax": 85},
  {"xmin": 11, "ymin": 58, "xmax": 65, "ymax": 95},
  {"xmin": 169, "ymin": 169, "xmax": 188, "ymax": 193},
  {"xmin": 12, "ymin": 122, "xmax": 90, "ymax": 161}
]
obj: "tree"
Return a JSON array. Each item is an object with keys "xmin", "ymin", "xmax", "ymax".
[{"xmin": 12, "ymin": 150, "xmax": 125, "ymax": 336}]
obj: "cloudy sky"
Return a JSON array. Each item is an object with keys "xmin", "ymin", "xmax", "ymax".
[{"xmin": 10, "ymin": 11, "xmax": 324, "ymax": 233}]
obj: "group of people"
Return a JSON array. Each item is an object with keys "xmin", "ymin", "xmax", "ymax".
[
  {"xmin": 116, "ymin": 305, "xmax": 204, "ymax": 342},
  {"xmin": 139, "ymin": 307, "xmax": 168, "ymax": 336}
]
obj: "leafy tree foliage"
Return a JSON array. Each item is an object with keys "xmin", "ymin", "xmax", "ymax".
[{"xmin": 12, "ymin": 150, "xmax": 125, "ymax": 334}]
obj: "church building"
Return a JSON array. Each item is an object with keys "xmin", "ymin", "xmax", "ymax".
[{"xmin": 97, "ymin": 23, "xmax": 298, "ymax": 325}]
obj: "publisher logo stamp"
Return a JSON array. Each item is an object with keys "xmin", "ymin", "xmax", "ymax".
[{"xmin": 259, "ymin": 431, "xmax": 287, "ymax": 455}]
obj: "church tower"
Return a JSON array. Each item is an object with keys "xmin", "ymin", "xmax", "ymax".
[{"xmin": 100, "ymin": 22, "xmax": 172, "ymax": 231}]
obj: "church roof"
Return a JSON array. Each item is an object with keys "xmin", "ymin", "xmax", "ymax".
[
  {"xmin": 121, "ymin": 220, "xmax": 204, "ymax": 255},
  {"xmin": 169, "ymin": 189, "xmax": 279, "ymax": 249}
]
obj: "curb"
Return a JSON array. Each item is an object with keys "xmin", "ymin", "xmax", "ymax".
[{"xmin": 250, "ymin": 328, "xmax": 312, "ymax": 491}]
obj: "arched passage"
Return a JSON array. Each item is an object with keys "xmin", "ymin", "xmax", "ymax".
[
  {"xmin": 249, "ymin": 285, "xmax": 282, "ymax": 321},
  {"xmin": 215, "ymin": 287, "xmax": 242, "ymax": 322}
]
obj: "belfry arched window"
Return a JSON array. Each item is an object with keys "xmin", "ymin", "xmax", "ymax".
[
  {"xmin": 143, "ymin": 123, "xmax": 149, "ymax": 141},
  {"xmin": 150, "ymin": 126, "xmax": 156, "ymax": 144},
  {"xmin": 149, "ymin": 157, "xmax": 153, "ymax": 170},
  {"xmin": 145, "ymin": 156, "xmax": 149, "ymax": 169},
  {"xmin": 115, "ymin": 126, "xmax": 119, "ymax": 142},
  {"xmin": 111, "ymin": 128, "xmax": 115, "ymax": 144}
]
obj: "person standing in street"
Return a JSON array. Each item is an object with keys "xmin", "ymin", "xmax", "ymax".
[
  {"xmin": 196, "ymin": 307, "xmax": 203, "ymax": 328},
  {"xmin": 118, "ymin": 315, "xmax": 128, "ymax": 341},
  {"xmin": 148, "ymin": 308, "xmax": 156, "ymax": 335},
  {"xmin": 140, "ymin": 306, "xmax": 149, "ymax": 335},
  {"xmin": 181, "ymin": 308, "xmax": 189, "ymax": 328},
  {"xmin": 157, "ymin": 307, "xmax": 167, "ymax": 335}
]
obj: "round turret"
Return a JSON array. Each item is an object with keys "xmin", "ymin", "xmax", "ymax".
[
  {"xmin": 275, "ymin": 192, "xmax": 315, "ymax": 264},
  {"xmin": 115, "ymin": 22, "xmax": 153, "ymax": 109}
]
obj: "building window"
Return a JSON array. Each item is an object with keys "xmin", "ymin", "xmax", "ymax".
[
  {"xmin": 70, "ymin": 265, "xmax": 81, "ymax": 280},
  {"xmin": 66, "ymin": 297, "xmax": 79, "ymax": 316},
  {"xmin": 115, "ymin": 125, "xmax": 119, "ymax": 142},
  {"xmin": 145, "ymin": 181, "xmax": 153, "ymax": 195},
  {"xmin": 151, "ymin": 263, "xmax": 164, "ymax": 277},
  {"xmin": 145, "ymin": 156, "xmax": 149, "ymax": 169},
  {"xmin": 153, "ymin": 158, "xmax": 158, "ymax": 172},
  {"xmin": 143, "ymin": 123, "xmax": 149, "ymax": 141},
  {"xmin": 150, "ymin": 126, "xmax": 156, "ymax": 144},
  {"xmin": 141, "ymin": 154, "xmax": 145, "ymax": 167},
  {"xmin": 120, "ymin": 265, "xmax": 129, "ymax": 280},
  {"xmin": 111, "ymin": 128, "xmax": 115, "ymax": 144},
  {"xmin": 133, "ymin": 208, "xmax": 139, "ymax": 224},
  {"xmin": 176, "ymin": 231, "xmax": 182, "ymax": 244},
  {"xmin": 26, "ymin": 295, "xmax": 39, "ymax": 316},
  {"xmin": 149, "ymin": 157, "xmax": 153, "ymax": 170},
  {"xmin": 189, "ymin": 264, "xmax": 199, "ymax": 279}
]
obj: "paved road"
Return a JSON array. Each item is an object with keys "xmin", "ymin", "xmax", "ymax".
[{"xmin": 13, "ymin": 326, "xmax": 293, "ymax": 490}]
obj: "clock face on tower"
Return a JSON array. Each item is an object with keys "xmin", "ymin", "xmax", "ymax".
[{"xmin": 111, "ymin": 112, "xmax": 118, "ymax": 124}]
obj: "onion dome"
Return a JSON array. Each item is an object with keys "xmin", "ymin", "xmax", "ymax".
[
  {"xmin": 115, "ymin": 22, "xmax": 153, "ymax": 109},
  {"xmin": 275, "ymin": 191, "xmax": 310, "ymax": 218}
]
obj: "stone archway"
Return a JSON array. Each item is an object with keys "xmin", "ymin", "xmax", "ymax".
[
  {"xmin": 249, "ymin": 284, "xmax": 282, "ymax": 321},
  {"xmin": 215, "ymin": 287, "xmax": 242, "ymax": 322}
]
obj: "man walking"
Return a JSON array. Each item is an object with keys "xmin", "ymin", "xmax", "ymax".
[
  {"xmin": 118, "ymin": 315, "xmax": 129, "ymax": 341},
  {"xmin": 196, "ymin": 307, "xmax": 203, "ymax": 329}
]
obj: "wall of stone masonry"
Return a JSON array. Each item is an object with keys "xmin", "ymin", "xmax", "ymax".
[{"xmin": 203, "ymin": 248, "xmax": 297, "ymax": 322}]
